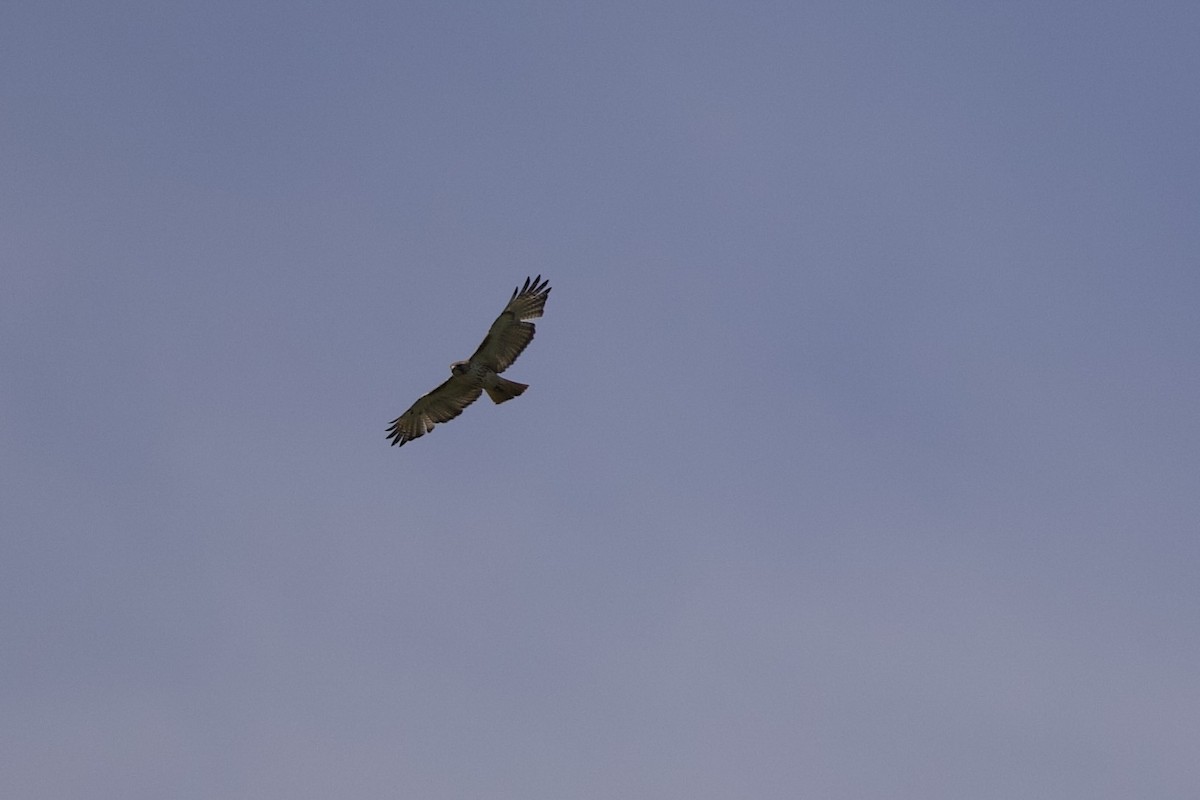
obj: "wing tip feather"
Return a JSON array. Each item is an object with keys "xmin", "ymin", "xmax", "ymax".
[{"xmin": 513, "ymin": 274, "xmax": 551, "ymax": 299}]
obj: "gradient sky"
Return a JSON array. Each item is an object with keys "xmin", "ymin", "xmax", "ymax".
[{"xmin": 3, "ymin": 2, "xmax": 1199, "ymax": 798}]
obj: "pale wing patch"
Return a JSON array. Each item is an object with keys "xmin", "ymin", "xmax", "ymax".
[
  {"xmin": 469, "ymin": 275, "xmax": 551, "ymax": 372},
  {"xmin": 386, "ymin": 375, "xmax": 483, "ymax": 447}
]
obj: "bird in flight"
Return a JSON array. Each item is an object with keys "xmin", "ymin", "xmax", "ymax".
[{"xmin": 386, "ymin": 275, "xmax": 551, "ymax": 447}]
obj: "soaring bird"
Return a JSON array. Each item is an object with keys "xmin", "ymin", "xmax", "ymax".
[{"xmin": 386, "ymin": 276, "xmax": 551, "ymax": 447}]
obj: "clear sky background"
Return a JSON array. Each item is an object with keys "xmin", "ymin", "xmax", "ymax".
[{"xmin": 2, "ymin": 2, "xmax": 1198, "ymax": 798}]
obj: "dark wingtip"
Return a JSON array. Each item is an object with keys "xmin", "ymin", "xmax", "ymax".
[{"xmin": 513, "ymin": 274, "xmax": 550, "ymax": 298}]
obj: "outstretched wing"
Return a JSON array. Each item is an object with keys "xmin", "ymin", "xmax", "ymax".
[
  {"xmin": 386, "ymin": 374, "xmax": 483, "ymax": 447},
  {"xmin": 468, "ymin": 275, "xmax": 551, "ymax": 373}
]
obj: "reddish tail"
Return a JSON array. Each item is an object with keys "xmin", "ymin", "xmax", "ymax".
[{"xmin": 485, "ymin": 377, "xmax": 527, "ymax": 404}]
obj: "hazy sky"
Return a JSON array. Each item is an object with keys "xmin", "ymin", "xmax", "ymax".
[{"xmin": 3, "ymin": 2, "xmax": 1198, "ymax": 798}]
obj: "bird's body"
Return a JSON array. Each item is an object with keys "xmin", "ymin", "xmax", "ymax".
[
  {"xmin": 386, "ymin": 276, "xmax": 550, "ymax": 447},
  {"xmin": 449, "ymin": 359, "xmax": 529, "ymax": 403}
]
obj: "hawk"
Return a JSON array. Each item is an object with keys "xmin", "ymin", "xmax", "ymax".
[{"xmin": 386, "ymin": 275, "xmax": 551, "ymax": 447}]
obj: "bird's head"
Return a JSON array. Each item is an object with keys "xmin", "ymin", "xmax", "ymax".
[{"xmin": 450, "ymin": 360, "xmax": 470, "ymax": 376}]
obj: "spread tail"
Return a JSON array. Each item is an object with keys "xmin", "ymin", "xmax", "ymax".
[{"xmin": 485, "ymin": 377, "xmax": 527, "ymax": 404}]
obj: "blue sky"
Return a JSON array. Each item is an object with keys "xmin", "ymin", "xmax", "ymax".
[{"xmin": 2, "ymin": 2, "xmax": 1198, "ymax": 797}]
